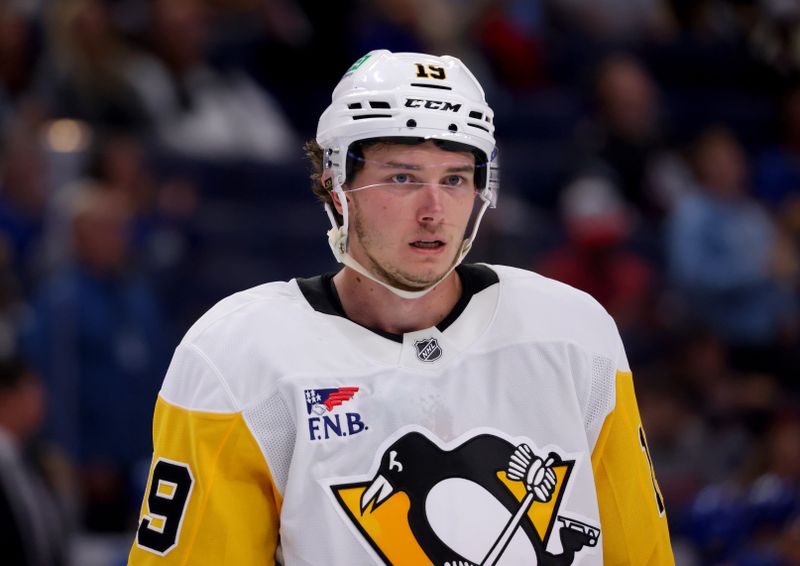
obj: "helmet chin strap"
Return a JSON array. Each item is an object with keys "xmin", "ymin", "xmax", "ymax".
[{"xmin": 325, "ymin": 191, "xmax": 490, "ymax": 300}]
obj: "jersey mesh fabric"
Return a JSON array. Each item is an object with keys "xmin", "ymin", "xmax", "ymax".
[
  {"xmin": 244, "ymin": 392, "xmax": 296, "ymax": 495},
  {"xmin": 585, "ymin": 355, "xmax": 616, "ymax": 448}
]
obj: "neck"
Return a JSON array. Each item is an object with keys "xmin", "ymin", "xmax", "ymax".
[{"xmin": 333, "ymin": 267, "xmax": 463, "ymax": 335}]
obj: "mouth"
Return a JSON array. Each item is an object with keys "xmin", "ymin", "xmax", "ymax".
[{"xmin": 410, "ymin": 240, "xmax": 445, "ymax": 250}]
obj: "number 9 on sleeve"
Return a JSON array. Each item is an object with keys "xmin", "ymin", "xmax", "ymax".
[{"xmin": 136, "ymin": 458, "xmax": 194, "ymax": 555}]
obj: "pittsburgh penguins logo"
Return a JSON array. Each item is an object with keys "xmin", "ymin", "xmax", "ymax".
[{"xmin": 328, "ymin": 428, "xmax": 600, "ymax": 565}]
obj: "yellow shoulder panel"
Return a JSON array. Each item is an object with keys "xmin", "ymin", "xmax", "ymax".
[
  {"xmin": 592, "ymin": 371, "xmax": 675, "ymax": 566},
  {"xmin": 128, "ymin": 396, "xmax": 281, "ymax": 565}
]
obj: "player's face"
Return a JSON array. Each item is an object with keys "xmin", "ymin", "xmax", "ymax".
[{"xmin": 342, "ymin": 141, "xmax": 477, "ymax": 291}]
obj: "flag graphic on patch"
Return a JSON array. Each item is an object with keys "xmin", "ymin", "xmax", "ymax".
[{"xmin": 305, "ymin": 387, "xmax": 360, "ymax": 416}]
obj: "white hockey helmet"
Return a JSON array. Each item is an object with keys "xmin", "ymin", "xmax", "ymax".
[
  {"xmin": 317, "ymin": 49, "xmax": 499, "ymax": 205},
  {"xmin": 316, "ymin": 50, "xmax": 500, "ymax": 299}
]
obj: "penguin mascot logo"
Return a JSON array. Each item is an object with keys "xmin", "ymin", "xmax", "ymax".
[{"xmin": 328, "ymin": 428, "xmax": 601, "ymax": 565}]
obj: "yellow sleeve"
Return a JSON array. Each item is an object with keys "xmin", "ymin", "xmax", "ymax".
[
  {"xmin": 128, "ymin": 396, "xmax": 282, "ymax": 565},
  {"xmin": 591, "ymin": 371, "xmax": 675, "ymax": 565}
]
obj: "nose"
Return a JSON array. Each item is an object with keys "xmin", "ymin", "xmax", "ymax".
[{"xmin": 416, "ymin": 182, "xmax": 444, "ymax": 224}]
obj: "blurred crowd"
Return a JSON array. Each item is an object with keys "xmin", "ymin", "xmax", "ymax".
[{"xmin": 0, "ymin": 0, "xmax": 799, "ymax": 564}]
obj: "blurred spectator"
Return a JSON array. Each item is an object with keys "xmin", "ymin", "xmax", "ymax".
[
  {"xmin": 260, "ymin": 0, "xmax": 314, "ymax": 47},
  {"xmin": 777, "ymin": 514, "xmax": 800, "ymax": 565},
  {"xmin": 0, "ymin": 3, "xmax": 41, "ymax": 134},
  {"xmin": 756, "ymin": 85, "xmax": 800, "ymax": 263},
  {"xmin": 0, "ymin": 355, "xmax": 69, "ymax": 566},
  {"xmin": 663, "ymin": 0, "xmax": 751, "ymax": 41},
  {"xmin": 23, "ymin": 182, "xmax": 168, "ymax": 532},
  {"xmin": 88, "ymin": 132, "xmax": 196, "ymax": 235},
  {"xmin": 89, "ymin": 134, "xmax": 158, "ymax": 217},
  {"xmin": 0, "ymin": 122, "xmax": 48, "ymax": 281},
  {"xmin": 0, "ymin": 239, "xmax": 26, "ymax": 360},
  {"xmin": 750, "ymin": 0, "xmax": 800, "ymax": 78},
  {"xmin": 124, "ymin": 0, "xmax": 296, "ymax": 161},
  {"xmin": 44, "ymin": 0, "xmax": 150, "ymax": 133},
  {"xmin": 577, "ymin": 53, "xmax": 670, "ymax": 217},
  {"xmin": 668, "ymin": 327, "xmax": 783, "ymax": 457},
  {"xmin": 667, "ymin": 126, "xmax": 797, "ymax": 349},
  {"xmin": 655, "ymin": 326, "xmax": 795, "ymax": 559},
  {"xmin": 88, "ymin": 133, "xmax": 199, "ymax": 334},
  {"xmin": 351, "ymin": 0, "xmax": 484, "ymax": 59},
  {"xmin": 537, "ymin": 175, "xmax": 658, "ymax": 358},
  {"xmin": 549, "ymin": 0, "xmax": 676, "ymax": 43},
  {"xmin": 686, "ymin": 408, "xmax": 800, "ymax": 565},
  {"xmin": 351, "ymin": 0, "xmax": 430, "ymax": 55},
  {"xmin": 475, "ymin": 0, "xmax": 547, "ymax": 91},
  {"xmin": 212, "ymin": 0, "xmax": 355, "ymax": 133},
  {"xmin": 756, "ymin": 84, "xmax": 800, "ymax": 209}
]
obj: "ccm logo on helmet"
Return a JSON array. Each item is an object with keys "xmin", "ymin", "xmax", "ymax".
[{"xmin": 404, "ymin": 98, "xmax": 462, "ymax": 112}]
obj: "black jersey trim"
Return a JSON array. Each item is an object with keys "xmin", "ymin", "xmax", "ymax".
[
  {"xmin": 436, "ymin": 264, "xmax": 498, "ymax": 332},
  {"xmin": 295, "ymin": 264, "xmax": 499, "ymax": 343}
]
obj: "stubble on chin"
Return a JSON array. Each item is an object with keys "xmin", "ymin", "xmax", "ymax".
[
  {"xmin": 351, "ymin": 207, "xmax": 456, "ymax": 291},
  {"xmin": 369, "ymin": 254, "xmax": 442, "ymax": 291}
]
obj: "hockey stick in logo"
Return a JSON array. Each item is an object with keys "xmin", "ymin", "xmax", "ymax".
[{"xmin": 480, "ymin": 445, "xmax": 558, "ymax": 566}]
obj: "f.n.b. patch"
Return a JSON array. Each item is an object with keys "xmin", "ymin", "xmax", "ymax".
[{"xmin": 305, "ymin": 387, "xmax": 368, "ymax": 441}]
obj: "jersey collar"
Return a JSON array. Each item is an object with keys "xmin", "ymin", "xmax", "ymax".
[{"xmin": 296, "ymin": 264, "xmax": 499, "ymax": 345}]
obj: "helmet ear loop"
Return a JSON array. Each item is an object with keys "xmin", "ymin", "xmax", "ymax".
[
  {"xmin": 325, "ymin": 176, "xmax": 351, "ymax": 262},
  {"xmin": 466, "ymin": 197, "xmax": 491, "ymax": 248}
]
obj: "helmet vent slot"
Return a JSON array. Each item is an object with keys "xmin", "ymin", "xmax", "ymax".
[
  {"xmin": 410, "ymin": 83, "xmax": 452, "ymax": 90},
  {"xmin": 347, "ymin": 103, "xmax": 362, "ymax": 109},
  {"xmin": 468, "ymin": 122, "xmax": 490, "ymax": 133},
  {"xmin": 352, "ymin": 114, "xmax": 392, "ymax": 120},
  {"xmin": 469, "ymin": 111, "xmax": 483, "ymax": 119},
  {"xmin": 369, "ymin": 101, "xmax": 391, "ymax": 109}
]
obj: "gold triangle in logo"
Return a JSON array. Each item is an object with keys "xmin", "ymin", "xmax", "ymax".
[
  {"xmin": 331, "ymin": 462, "xmax": 573, "ymax": 565},
  {"xmin": 332, "ymin": 483, "xmax": 433, "ymax": 565},
  {"xmin": 496, "ymin": 462, "xmax": 573, "ymax": 544}
]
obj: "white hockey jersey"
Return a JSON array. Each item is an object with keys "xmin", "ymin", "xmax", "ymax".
[{"xmin": 129, "ymin": 264, "xmax": 674, "ymax": 565}]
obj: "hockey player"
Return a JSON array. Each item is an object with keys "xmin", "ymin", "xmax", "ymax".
[{"xmin": 129, "ymin": 50, "xmax": 675, "ymax": 565}]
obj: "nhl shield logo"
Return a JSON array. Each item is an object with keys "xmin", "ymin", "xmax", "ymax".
[{"xmin": 414, "ymin": 337, "xmax": 442, "ymax": 362}]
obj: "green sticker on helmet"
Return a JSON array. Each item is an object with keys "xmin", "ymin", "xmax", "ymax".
[{"xmin": 345, "ymin": 53, "xmax": 372, "ymax": 75}]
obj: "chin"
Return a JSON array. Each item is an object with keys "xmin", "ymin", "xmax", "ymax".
[
  {"xmin": 406, "ymin": 257, "xmax": 461, "ymax": 286},
  {"xmin": 390, "ymin": 268, "xmax": 450, "ymax": 291},
  {"xmin": 366, "ymin": 249, "xmax": 458, "ymax": 291}
]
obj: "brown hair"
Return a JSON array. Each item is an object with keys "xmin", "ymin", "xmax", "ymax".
[{"xmin": 303, "ymin": 139, "xmax": 329, "ymax": 208}]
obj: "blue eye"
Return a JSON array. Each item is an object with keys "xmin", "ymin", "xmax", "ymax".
[
  {"xmin": 391, "ymin": 173, "xmax": 411, "ymax": 184},
  {"xmin": 445, "ymin": 175, "xmax": 464, "ymax": 186}
]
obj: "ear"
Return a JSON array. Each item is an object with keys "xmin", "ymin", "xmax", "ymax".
[
  {"xmin": 331, "ymin": 191, "xmax": 345, "ymax": 216},
  {"xmin": 323, "ymin": 171, "xmax": 348, "ymax": 216}
]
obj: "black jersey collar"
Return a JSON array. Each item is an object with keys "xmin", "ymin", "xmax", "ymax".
[{"xmin": 296, "ymin": 264, "xmax": 499, "ymax": 343}]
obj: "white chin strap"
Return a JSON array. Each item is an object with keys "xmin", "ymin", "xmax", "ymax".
[{"xmin": 325, "ymin": 195, "xmax": 491, "ymax": 300}]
